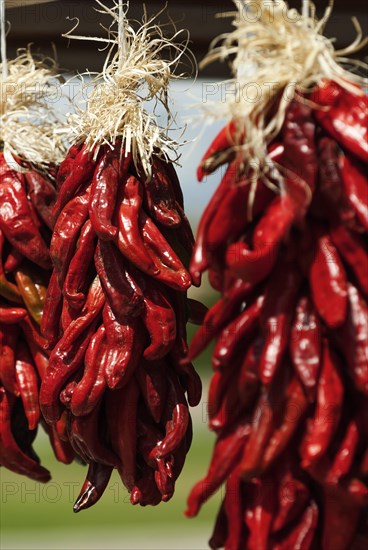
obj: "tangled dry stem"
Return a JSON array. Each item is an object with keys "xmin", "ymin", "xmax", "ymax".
[
  {"xmin": 200, "ymin": 0, "xmax": 367, "ymax": 201},
  {"xmin": 65, "ymin": 1, "xmax": 193, "ymax": 178},
  {"xmin": 0, "ymin": 47, "xmax": 67, "ymax": 167}
]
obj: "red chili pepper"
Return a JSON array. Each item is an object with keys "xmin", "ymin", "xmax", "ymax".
[
  {"xmin": 225, "ymin": 194, "xmax": 296, "ymax": 283},
  {"xmin": 14, "ymin": 343, "xmax": 40, "ymax": 430},
  {"xmin": 102, "ymin": 302, "xmax": 143, "ymax": 390},
  {"xmin": 0, "ymin": 304, "xmax": 27, "ymax": 324},
  {"xmin": 327, "ymin": 417, "xmax": 360, "ymax": 485},
  {"xmin": 224, "ymin": 469, "xmax": 245, "ymax": 550},
  {"xmin": 259, "ymin": 262, "xmax": 301, "ymax": 385},
  {"xmin": 190, "ymin": 159, "xmax": 241, "ymax": 285},
  {"xmin": 106, "ymin": 378, "xmax": 140, "ymax": 491},
  {"xmin": 139, "ymin": 211, "xmax": 191, "ymax": 291},
  {"xmin": 313, "ymin": 81, "xmax": 368, "ymax": 163},
  {"xmin": 42, "ymin": 420, "xmax": 75, "ymax": 465},
  {"xmin": 40, "ymin": 270, "xmax": 63, "ymax": 349},
  {"xmin": 309, "ymin": 229, "xmax": 348, "ymax": 328},
  {"xmin": 197, "ymin": 120, "xmax": 237, "ymax": 181},
  {"xmin": 89, "ymin": 147, "xmax": 131, "ymax": 240},
  {"xmin": 334, "ymin": 285, "xmax": 368, "ymax": 395},
  {"xmin": 187, "ymin": 279, "xmax": 252, "ymax": 361},
  {"xmin": 262, "ymin": 375, "xmax": 308, "ymax": 469},
  {"xmin": 340, "ymin": 152, "xmax": 368, "ymax": 231},
  {"xmin": 212, "ymin": 296, "xmax": 263, "ymax": 370},
  {"xmin": 272, "ymin": 457, "xmax": 310, "ymax": 533},
  {"xmin": 237, "ymin": 336, "xmax": 262, "ymax": 407},
  {"xmin": 300, "ymin": 339, "xmax": 344, "ymax": 469},
  {"xmin": 273, "ymin": 500, "xmax": 318, "ymax": 550},
  {"xmin": 24, "ymin": 169, "xmax": 57, "ymax": 230},
  {"xmin": 135, "ymin": 359, "xmax": 167, "ymax": 424},
  {"xmin": 185, "ymin": 417, "xmax": 251, "ymax": 517},
  {"xmin": 0, "ymin": 230, "xmax": 22, "ymax": 304},
  {"xmin": 73, "ymin": 462, "xmax": 113, "ymax": 513},
  {"xmin": 50, "ymin": 187, "xmax": 91, "ymax": 286},
  {"xmin": 0, "ymin": 169, "xmax": 51, "ymax": 269},
  {"xmin": 142, "ymin": 162, "xmax": 182, "ymax": 227},
  {"xmin": 0, "ymin": 324, "xmax": 20, "ymax": 395},
  {"xmin": 52, "ymin": 143, "xmax": 97, "ymax": 217},
  {"xmin": 70, "ymin": 324, "xmax": 107, "ymax": 417},
  {"xmin": 330, "ymin": 224, "xmax": 368, "ymax": 297},
  {"xmin": 69, "ymin": 404, "xmax": 118, "ymax": 467},
  {"xmin": 40, "ymin": 310, "xmax": 101, "ymax": 424},
  {"xmin": 244, "ymin": 476, "xmax": 276, "ymax": 550},
  {"xmin": 290, "ymin": 296, "xmax": 322, "ymax": 401},
  {"xmin": 117, "ymin": 175, "xmax": 159, "ymax": 276},
  {"xmin": 187, "ymin": 298, "xmax": 208, "ymax": 325},
  {"xmin": 95, "ymin": 240, "xmax": 144, "ymax": 320},
  {"xmin": 63, "ymin": 220, "xmax": 96, "ymax": 310},
  {"xmin": 281, "ymin": 99, "xmax": 317, "ymax": 193},
  {"xmin": 0, "ymin": 388, "xmax": 51, "ymax": 482},
  {"xmin": 133, "ymin": 270, "xmax": 176, "ymax": 360},
  {"xmin": 55, "ymin": 143, "xmax": 81, "ymax": 190},
  {"xmin": 152, "ymin": 371, "xmax": 189, "ymax": 459}
]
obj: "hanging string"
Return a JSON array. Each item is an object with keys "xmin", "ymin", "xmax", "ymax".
[
  {"xmin": 117, "ymin": 0, "xmax": 127, "ymax": 71},
  {"xmin": 1, "ymin": 0, "xmax": 8, "ymax": 80},
  {"xmin": 302, "ymin": 0, "xmax": 309, "ymax": 19}
]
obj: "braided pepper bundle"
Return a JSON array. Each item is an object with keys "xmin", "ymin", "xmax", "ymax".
[
  {"xmin": 186, "ymin": 2, "xmax": 368, "ymax": 548},
  {"xmin": 39, "ymin": 4, "xmax": 202, "ymax": 511},
  {"xmin": 0, "ymin": 50, "xmax": 73, "ymax": 482}
]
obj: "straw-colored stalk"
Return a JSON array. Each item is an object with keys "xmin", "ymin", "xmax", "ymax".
[
  {"xmin": 65, "ymin": 1, "xmax": 192, "ymax": 178},
  {"xmin": 0, "ymin": 47, "xmax": 67, "ymax": 167}
]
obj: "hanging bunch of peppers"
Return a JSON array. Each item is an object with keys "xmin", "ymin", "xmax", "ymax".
[
  {"xmin": 39, "ymin": 2, "xmax": 202, "ymax": 511},
  {"xmin": 186, "ymin": 1, "xmax": 368, "ymax": 548},
  {"xmin": 0, "ymin": 46, "xmax": 73, "ymax": 481}
]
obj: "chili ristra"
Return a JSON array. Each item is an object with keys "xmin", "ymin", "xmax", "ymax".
[{"xmin": 185, "ymin": 76, "xmax": 368, "ymax": 548}]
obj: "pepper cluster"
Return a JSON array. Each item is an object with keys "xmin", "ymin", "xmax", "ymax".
[
  {"xmin": 39, "ymin": 141, "xmax": 203, "ymax": 511},
  {"xmin": 185, "ymin": 81, "xmax": 368, "ymax": 548},
  {"xmin": 0, "ymin": 152, "xmax": 74, "ymax": 482}
]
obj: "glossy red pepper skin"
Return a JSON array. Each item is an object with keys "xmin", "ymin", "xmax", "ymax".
[
  {"xmin": 117, "ymin": 175, "xmax": 158, "ymax": 276},
  {"xmin": 135, "ymin": 360, "xmax": 167, "ymax": 424},
  {"xmin": 0, "ymin": 169, "xmax": 51, "ymax": 269},
  {"xmin": 245, "ymin": 476, "xmax": 276, "ymax": 550},
  {"xmin": 190, "ymin": 159, "xmax": 241, "ymax": 285},
  {"xmin": 224, "ymin": 468, "xmax": 245, "ymax": 550},
  {"xmin": 225, "ymin": 195, "xmax": 295, "ymax": 283},
  {"xmin": 70, "ymin": 324, "xmax": 107, "ymax": 417},
  {"xmin": 152, "ymin": 372, "xmax": 189, "ymax": 459},
  {"xmin": 107, "ymin": 378, "xmax": 140, "ymax": 491},
  {"xmin": 212, "ymin": 296, "xmax": 263, "ymax": 370},
  {"xmin": 142, "ymin": 162, "xmax": 181, "ymax": 228},
  {"xmin": 102, "ymin": 302, "xmax": 143, "ymax": 390},
  {"xmin": 273, "ymin": 500, "xmax": 318, "ymax": 550},
  {"xmin": 313, "ymin": 81, "xmax": 368, "ymax": 163},
  {"xmin": 50, "ymin": 187, "xmax": 91, "ymax": 287},
  {"xmin": 63, "ymin": 220, "xmax": 95, "ymax": 309},
  {"xmin": 89, "ymin": 147, "xmax": 131, "ymax": 240},
  {"xmin": 73, "ymin": 462, "xmax": 113, "ymax": 513},
  {"xmin": 340, "ymin": 153, "xmax": 368, "ymax": 231},
  {"xmin": 0, "ymin": 324, "xmax": 20, "ymax": 395},
  {"xmin": 330, "ymin": 224, "xmax": 368, "ymax": 297},
  {"xmin": 15, "ymin": 343, "xmax": 40, "ymax": 430},
  {"xmin": 197, "ymin": 120, "xmax": 238, "ymax": 181},
  {"xmin": 281, "ymin": 100, "xmax": 317, "ymax": 194},
  {"xmin": 259, "ymin": 262, "xmax": 301, "ymax": 385},
  {"xmin": 185, "ymin": 417, "xmax": 251, "ymax": 517},
  {"xmin": 95, "ymin": 240, "xmax": 143, "ymax": 320},
  {"xmin": 24, "ymin": 169, "xmax": 57, "ymax": 230},
  {"xmin": 334, "ymin": 285, "xmax": 368, "ymax": 395},
  {"xmin": 139, "ymin": 212, "xmax": 191, "ymax": 291},
  {"xmin": 300, "ymin": 339, "xmax": 344, "ymax": 468},
  {"xmin": 53, "ymin": 144, "xmax": 97, "ymax": 218},
  {"xmin": 0, "ymin": 230, "xmax": 22, "ymax": 304},
  {"xmin": 309, "ymin": 229, "xmax": 348, "ymax": 328},
  {"xmin": 40, "ymin": 270, "xmax": 63, "ymax": 349},
  {"xmin": 0, "ymin": 388, "xmax": 51, "ymax": 482},
  {"xmin": 290, "ymin": 296, "xmax": 321, "ymax": 401}
]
